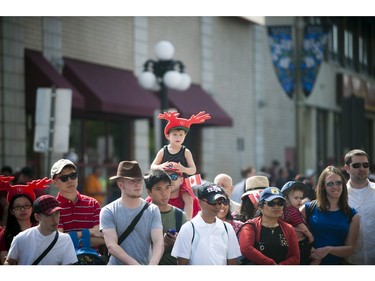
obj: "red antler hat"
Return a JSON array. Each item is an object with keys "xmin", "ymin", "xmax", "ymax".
[
  {"xmin": 0, "ymin": 175, "xmax": 52, "ymax": 203},
  {"xmin": 158, "ymin": 111, "xmax": 211, "ymax": 139}
]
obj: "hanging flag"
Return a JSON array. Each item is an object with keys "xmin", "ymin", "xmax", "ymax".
[
  {"xmin": 185, "ymin": 174, "xmax": 202, "ymax": 189},
  {"xmin": 301, "ymin": 25, "xmax": 329, "ymax": 97},
  {"xmin": 267, "ymin": 26, "xmax": 295, "ymax": 99}
]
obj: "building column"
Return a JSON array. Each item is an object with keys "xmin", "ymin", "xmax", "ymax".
[{"xmin": 0, "ymin": 17, "xmax": 25, "ymax": 170}]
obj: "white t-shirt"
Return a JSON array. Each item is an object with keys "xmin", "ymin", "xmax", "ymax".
[
  {"xmin": 347, "ymin": 180, "xmax": 375, "ymax": 264},
  {"xmin": 7, "ymin": 226, "xmax": 78, "ymax": 265},
  {"xmin": 171, "ymin": 212, "xmax": 241, "ymax": 265}
]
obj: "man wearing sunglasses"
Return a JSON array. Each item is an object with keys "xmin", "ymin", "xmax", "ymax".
[
  {"xmin": 171, "ymin": 182, "xmax": 241, "ymax": 265},
  {"xmin": 344, "ymin": 149, "xmax": 375, "ymax": 265},
  {"xmin": 51, "ymin": 159, "xmax": 105, "ymax": 251}
]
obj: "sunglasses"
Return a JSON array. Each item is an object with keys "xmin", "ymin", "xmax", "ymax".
[
  {"xmin": 203, "ymin": 198, "xmax": 230, "ymax": 206},
  {"xmin": 350, "ymin": 162, "xmax": 370, "ymax": 169},
  {"xmin": 169, "ymin": 173, "xmax": 181, "ymax": 181},
  {"xmin": 264, "ymin": 200, "xmax": 285, "ymax": 207},
  {"xmin": 56, "ymin": 172, "xmax": 78, "ymax": 182},
  {"xmin": 325, "ymin": 180, "xmax": 343, "ymax": 187},
  {"xmin": 12, "ymin": 204, "xmax": 32, "ymax": 211}
]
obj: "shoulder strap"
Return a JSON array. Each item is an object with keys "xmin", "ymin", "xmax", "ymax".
[
  {"xmin": 32, "ymin": 230, "xmax": 59, "ymax": 265},
  {"xmin": 237, "ymin": 221, "xmax": 256, "ymax": 238},
  {"xmin": 190, "ymin": 221, "xmax": 195, "ymax": 244},
  {"xmin": 118, "ymin": 202, "xmax": 150, "ymax": 245},
  {"xmin": 306, "ymin": 200, "xmax": 317, "ymax": 223},
  {"xmin": 174, "ymin": 207, "xmax": 183, "ymax": 232},
  {"xmin": 223, "ymin": 221, "xmax": 228, "ymax": 234}
]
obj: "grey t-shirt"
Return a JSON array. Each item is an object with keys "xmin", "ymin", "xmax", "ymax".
[{"xmin": 100, "ymin": 198, "xmax": 162, "ymax": 265}]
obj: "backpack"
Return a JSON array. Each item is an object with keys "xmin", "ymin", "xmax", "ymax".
[{"xmin": 69, "ymin": 229, "xmax": 106, "ymax": 265}]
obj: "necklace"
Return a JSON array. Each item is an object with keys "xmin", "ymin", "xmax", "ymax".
[
  {"xmin": 269, "ymin": 226, "xmax": 276, "ymax": 234},
  {"xmin": 263, "ymin": 225, "xmax": 278, "ymax": 234}
]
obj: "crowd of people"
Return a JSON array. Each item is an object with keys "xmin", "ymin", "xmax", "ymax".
[{"xmin": 0, "ymin": 112, "xmax": 374, "ymax": 265}]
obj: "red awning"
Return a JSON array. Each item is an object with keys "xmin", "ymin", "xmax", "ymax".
[
  {"xmin": 63, "ymin": 57, "xmax": 160, "ymax": 118},
  {"xmin": 168, "ymin": 85, "xmax": 233, "ymax": 126},
  {"xmin": 25, "ymin": 49, "xmax": 85, "ymax": 110}
]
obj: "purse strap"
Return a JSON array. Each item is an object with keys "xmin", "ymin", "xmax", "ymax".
[
  {"xmin": 32, "ymin": 230, "xmax": 59, "ymax": 265},
  {"xmin": 118, "ymin": 202, "xmax": 150, "ymax": 245}
]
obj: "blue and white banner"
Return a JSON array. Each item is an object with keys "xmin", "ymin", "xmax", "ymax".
[
  {"xmin": 267, "ymin": 26, "xmax": 295, "ymax": 99},
  {"xmin": 301, "ymin": 25, "xmax": 329, "ymax": 97}
]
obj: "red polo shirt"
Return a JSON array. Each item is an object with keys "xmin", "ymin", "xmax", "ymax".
[{"xmin": 56, "ymin": 191, "xmax": 101, "ymax": 232}]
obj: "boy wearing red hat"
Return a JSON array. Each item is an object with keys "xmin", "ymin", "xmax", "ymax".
[{"xmin": 151, "ymin": 111, "xmax": 210, "ymax": 177}]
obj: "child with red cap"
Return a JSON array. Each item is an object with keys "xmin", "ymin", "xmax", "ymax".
[{"xmin": 151, "ymin": 111, "xmax": 210, "ymax": 177}]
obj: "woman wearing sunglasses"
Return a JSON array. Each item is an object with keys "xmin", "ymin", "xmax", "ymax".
[
  {"xmin": 238, "ymin": 187, "xmax": 300, "ymax": 265},
  {"xmin": 301, "ymin": 166, "xmax": 360, "ymax": 265}
]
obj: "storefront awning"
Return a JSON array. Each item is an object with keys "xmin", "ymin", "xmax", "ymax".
[
  {"xmin": 63, "ymin": 57, "xmax": 160, "ymax": 118},
  {"xmin": 168, "ymin": 85, "xmax": 233, "ymax": 126},
  {"xmin": 25, "ymin": 49, "xmax": 85, "ymax": 110}
]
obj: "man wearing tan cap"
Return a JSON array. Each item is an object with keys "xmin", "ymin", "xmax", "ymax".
[
  {"xmin": 100, "ymin": 160, "xmax": 164, "ymax": 265},
  {"xmin": 51, "ymin": 159, "xmax": 104, "ymax": 249}
]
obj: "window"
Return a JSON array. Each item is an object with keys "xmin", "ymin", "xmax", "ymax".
[
  {"xmin": 344, "ymin": 29, "xmax": 353, "ymax": 67},
  {"xmin": 328, "ymin": 24, "xmax": 339, "ymax": 62}
]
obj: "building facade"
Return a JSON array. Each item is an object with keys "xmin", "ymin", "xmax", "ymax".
[{"xmin": 0, "ymin": 17, "xmax": 374, "ymax": 198}]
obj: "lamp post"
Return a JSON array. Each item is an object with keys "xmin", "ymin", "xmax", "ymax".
[{"xmin": 138, "ymin": 41, "xmax": 191, "ymax": 147}]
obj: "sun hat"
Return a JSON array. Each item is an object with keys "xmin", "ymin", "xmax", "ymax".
[
  {"xmin": 109, "ymin": 160, "xmax": 143, "ymax": 180},
  {"xmin": 241, "ymin": 175, "xmax": 269, "ymax": 199}
]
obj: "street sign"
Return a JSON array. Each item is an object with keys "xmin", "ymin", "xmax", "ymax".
[{"xmin": 33, "ymin": 88, "xmax": 72, "ymax": 153}]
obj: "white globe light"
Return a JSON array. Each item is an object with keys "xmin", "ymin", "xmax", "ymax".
[
  {"xmin": 163, "ymin": 70, "xmax": 182, "ymax": 89},
  {"xmin": 175, "ymin": 73, "xmax": 191, "ymax": 91},
  {"xmin": 154, "ymin": 41, "xmax": 175, "ymax": 60},
  {"xmin": 138, "ymin": 71, "xmax": 157, "ymax": 90}
]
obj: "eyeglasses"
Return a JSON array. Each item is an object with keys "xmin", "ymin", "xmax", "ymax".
[
  {"xmin": 203, "ymin": 198, "xmax": 229, "ymax": 206},
  {"xmin": 264, "ymin": 200, "xmax": 285, "ymax": 207},
  {"xmin": 350, "ymin": 162, "xmax": 370, "ymax": 169},
  {"xmin": 12, "ymin": 204, "xmax": 32, "ymax": 211},
  {"xmin": 169, "ymin": 173, "xmax": 181, "ymax": 181},
  {"xmin": 56, "ymin": 172, "xmax": 78, "ymax": 182},
  {"xmin": 325, "ymin": 180, "xmax": 343, "ymax": 187}
]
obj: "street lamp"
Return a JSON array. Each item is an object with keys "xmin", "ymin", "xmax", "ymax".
[{"xmin": 138, "ymin": 41, "xmax": 192, "ymax": 146}]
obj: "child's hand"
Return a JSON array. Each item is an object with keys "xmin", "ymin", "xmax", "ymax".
[
  {"xmin": 173, "ymin": 162, "xmax": 185, "ymax": 174},
  {"xmin": 161, "ymin": 162, "xmax": 174, "ymax": 170}
]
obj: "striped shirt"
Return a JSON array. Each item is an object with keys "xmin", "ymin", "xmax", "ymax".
[
  {"xmin": 282, "ymin": 206, "xmax": 305, "ymax": 227},
  {"xmin": 56, "ymin": 191, "xmax": 101, "ymax": 232}
]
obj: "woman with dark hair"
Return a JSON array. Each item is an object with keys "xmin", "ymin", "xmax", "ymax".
[
  {"xmin": 301, "ymin": 165, "xmax": 360, "ymax": 265},
  {"xmin": 238, "ymin": 187, "xmax": 300, "ymax": 265},
  {"xmin": 217, "ymin": 191, "xmax": 243, "ymax": 234},
  {"xmin": 0, "ymin": 193, "xmax": 37, "ymax": 264}
]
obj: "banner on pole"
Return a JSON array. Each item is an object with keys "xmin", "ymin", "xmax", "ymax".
[
  {"xmin": 267, "ymin": 26, "xmax": 295, "ymax": 99},
  {"xmin": 301, "ymin": 25, "xmax": 329, "ymax": 97}
]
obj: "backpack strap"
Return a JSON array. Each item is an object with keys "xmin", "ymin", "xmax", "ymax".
[
  {"xmin": 190, "ymin": 221, "xmax": 195, "ymax": 244},
  {"xmin": 174, "ymin": 207, "xmax": 183, "ymax": 232}
]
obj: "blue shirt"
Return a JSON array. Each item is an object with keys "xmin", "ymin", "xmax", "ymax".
[{"xmin": 306, "ymin": 201, "xmax": 356, "ymax": 265}]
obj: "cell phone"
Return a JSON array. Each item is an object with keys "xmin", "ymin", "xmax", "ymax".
[{"xmin": 167, "ymin": 228, "xmax": 176, "ymax": 235}]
